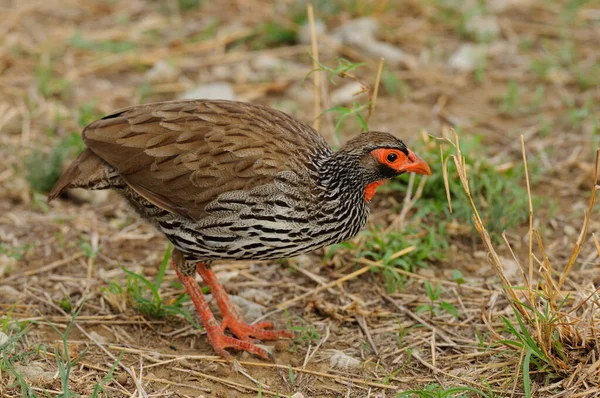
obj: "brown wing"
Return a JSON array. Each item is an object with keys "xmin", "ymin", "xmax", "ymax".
[{"xmin": 82, "ymin": 100, "xmax": 331, "ymax": 220}]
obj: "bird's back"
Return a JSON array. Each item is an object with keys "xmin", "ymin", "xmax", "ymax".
[{"xmin": 50, "ymin": 100, "xmax": 354, "ymax": 261}]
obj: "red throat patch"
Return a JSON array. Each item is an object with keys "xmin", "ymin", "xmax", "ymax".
[{"xmin": 365, "ymin": 180, "xmax": 384, "ymax": 202}]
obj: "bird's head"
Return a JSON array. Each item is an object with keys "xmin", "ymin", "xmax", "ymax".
[{"xmin": 335, "ymin": 131, "xmax": 431, "ymax": 201}]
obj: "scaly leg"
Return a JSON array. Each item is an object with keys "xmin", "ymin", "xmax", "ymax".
[
  {"xmin": 172, "ymin": 260, "xmax": 269, "ymax": 359},
  {"xmin": 196, "ymin": 262, "xmax": 294, "ymax": 342}
]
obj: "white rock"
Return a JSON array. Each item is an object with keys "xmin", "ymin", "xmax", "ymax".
[
  {"xmin": 66, "ymin": 188, "xmax": 110, "ymax": 204},
  {"xmin": 0, "ymin": 285, "xmax": 24, "ymax": 300},
  {"xmin": 487, "ymin": 0, "xmax": 536, "ymax": 12},
  {"xmin": 89, "ymin": 331, "xmax": 108, "ymax": 344},
  {"xmin": 206, "ymin": 294, "xmax": 265, "ymax": 320},
  {"xmin": 330, "ymin": 82, "xmax": 366, "ymax": 105},
  {"xmin": 0, "ymin": 331, "xmax": 9, "ymax": 346},
  {"xmin": 238, "ymin": 288, "xmax": 272, "ymax": 306},
  {"xmin": 252, "ymin": 55, "xmax": 285, "ymax": 71},
  {"xmin": 180, "ymin": 82, "xmax": 236, "ymax": 101},
  {"xmin": 299, "ymin": 20, "xmax": 326, "ymax": 44},
  {"xmin": 214, "ymin": 270, "xmax": 239, "ymax": 283},
  {"xmin": 14, "ymin": 364, "xmax": 54, "ymax": 383},
  {"xmin": 0, "ymin": 255, "xmax": 18, "ymax": 277},
  {"xmin": 0, "ymin": 106, "xmax": 22, "ymax": 134},
  {"xmin": 449, "ymin": 44, "xmax": 487, "ymax": 72},
  {"xmin": 499, "ymin": 256, "xmax": 520, "ymax": 280},
  {"xmin": 332, "ymin": 17, "xmax": 379, "ymax": 44},
  {"xmin": 290, "ymin": 393, "xmax": 305, "ymax": 398},
  {"xmin": 332, "ymin": 17, "xmax": 415, "ymax": 68},
  {"xmin": 328, "ymin": 349, "xmax": 361, "ymax": 369},
  {"xmin": 465, "ymin": 14, "xmax": 500, "ymax": 41},
  {"xmin": 145, "ymin": 60, "xmax": 180, "ymax": 84},
  {"xmin": 367, "ymin": 41, "xmax": 415, "ymax": 68}
]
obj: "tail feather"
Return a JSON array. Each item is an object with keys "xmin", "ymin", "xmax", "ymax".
[{"xmin": 47, "ymin": 149, "xmax": 112, "ymax": 202}]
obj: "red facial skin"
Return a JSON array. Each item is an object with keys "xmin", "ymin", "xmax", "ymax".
[{"xmin": 365, "ymin": 148, "xmax": 431, "ymax": 202}]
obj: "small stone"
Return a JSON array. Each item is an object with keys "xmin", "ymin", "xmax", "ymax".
[
  {"xmin": 564, "ymin": 225, "xmax": 577, "ymax": 236},
  {"xmin": 1, "ymin": 176, "xmax": 30, "ymax": 204},
  {"xmin": 291, "ymin": 393, "xmax": 305, "ymax": 398},
  {"xmin": 449, "ymin": 44, "xmax": 487, "ymax": 72},
  {"xmin": 332, "ymin": 17, "xmax": 379, "ymax": 44},
  {"xmin": 0, "ymin": 285, "xmax": 24, "ymax": 301},
  {"xmin": 0, "ymin": 107, "xmax": 22, "ymax": 135},
  {"xmin": 274, "ymin": 339, "xmax": 289, "ymax": 352},
  {"xmin": 256, "ymin": 344, "xmax": 274, "ymax": 356},
  {"xmin": 14, "ymin": 364, "xmax": 54, "ymax": 384},
  {"xmin": 473, "ymin": 250, "xmax": 488, "ymax": 259},
  {"xmin": 499, "ymin": 256, "xmax": 520, "ymax": 280},
  {"xmin": 0, "ymin": 255, "xmax": 18, "ymax": 277},
  {"xmin": 214, "ymin": 270, "xmax": 239, "ymax": 283},
  {"xmin": 88, "ymin": 331, "xmax": 108, "ymax": 344},
  {"xmin": 238, "ymin": 288, "xmax": 272, "ymax": 306},
  {"xmin": 365, "ymin": 41, "xmax": 416, "ymax": 68},
  {"xmin": 216, "ymin": 364, "xmax": 232, "ymax": 377},
  {"xmin": 180, "ymin": 82, "xmax": 236, "ymax": 101},
  {"xmin": 0, "ymin": 331, "xmax": 9, "ymax": 346},
  {"xmin": 298, "ymin": 19, "xmax": 326, "ymax": 44},
  {"xmin": 144, "ymin": 266, "xmax": 158, "ymax": 277},
  {"xmin": 465, "ymin": 14, "xmax": 500, "ymax": 41},
  {"xmin": 116, "ymin": 372, "xmax": 128, "ymax": 385},
  {"xmin": 205, "ymin": 294, "xmax": 265, "ymax": 320},
  {"xmin": 251, "ymin": 55, "xmax": 286, "ymax": 72},
  {"xmin": 66, "ymin": 188, "xmax": 110, "ymax": 204},
  {"xmin": 417, "ymin": 268, "xmax": 435, "ymax": 278},
  {"xmin": 332, "ymin": 17, "xmax": 416, "ymax": 68},
  {"xmin": 330, "ymin": 82, "xmax": 366, "ymax": 105},
  {"xmin": 328, "ymin": 350, "xmax": 361, "ymax": 369},
  {"xmin": 145, "ymin": 60, "xmax": 180, "ymax": 84},
  {"xmin": 487, "ymin": 0, "xmax": 536, "ymax": 12}
]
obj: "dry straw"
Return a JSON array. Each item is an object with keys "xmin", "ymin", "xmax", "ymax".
[{"xmin": 442, "ymin": 129, "xmax": 600, "ymax": 386}]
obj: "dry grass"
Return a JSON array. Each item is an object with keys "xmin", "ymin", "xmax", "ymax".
[{"xmin": 1, "ymin": 0, "xmax": 600, "ymax": 397}]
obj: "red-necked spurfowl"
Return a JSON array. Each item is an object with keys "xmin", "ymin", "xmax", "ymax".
[{"xmin": 48, "ymin": 100, "xmax": 431, "ymax": 359}]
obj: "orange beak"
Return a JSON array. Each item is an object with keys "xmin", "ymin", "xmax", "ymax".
[{"xmin": 402, "ymin": 150, "xmax": 431, "ymax": 176}]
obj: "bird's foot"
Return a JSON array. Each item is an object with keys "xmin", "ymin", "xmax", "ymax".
[
  {"xmin": 221, "ymin": 316, "xmax": 294, "ymax": 342},
  {"xmin": 206, "ymin": 326, "xmax": 271, "ymax": 360}
]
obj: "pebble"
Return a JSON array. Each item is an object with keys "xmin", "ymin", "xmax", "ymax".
[
  {"xmin": 465, "ymin": 14, "xmax": 500, "ymax": 41},
  {"xmin": 328, "ymin": 349, "xmax": 361, "ymax": 369},
  {"xmin": 238, "ymin": 288, "xmax": 272, "ymax": 306},
  {"xmin": 487, "ymin": 0, "xmax": 536, "ymax": 12},
  {"xmin": 205, "ymin": 294, "xmax": 265, "ymax": 320},
  {"xmin": 116, "ymin": 372, "xmax": 128, "ymax": 385},
  {"xmin": 0, "ymin": 255, "xmax": 18, "ymax": 277},
  {"xmin": 180, "ymin": 82, "xmax": 236, "ymax": 101},
  {"xmin": 332, "ymin": 17, "xmax": 416, "ymax": 68},
  {"xmin": 448, "ymin": 44, "xmax": 487, "ymax": 72},
  {"xmin": 298, "ymin": 19, "xmax": 326, "ymax": 44},
  {"xmin": 330, "ymin": 82, "xmax": 366, "ymax": 105},
  {"xmin": 0, "ymin": 285, "xmax": 24, "ymax": 300},
  {"xmin": 274, "ymin": 339, "xmax": 289, "ymax": 352},
  {"xmin": 145, "ymin": 60, "xmax": 180, "ymax": 84},
  {"xmin": 66, "ymin": 188, "xmax": 110, "ymax": 204},
  {"xmin": 0, "ymin": 331, "xmax": 9, "ymax": 346},
  {"xmin": 0, "ymin": 106, "xmax": 22, "ymax": 134},
  {"xmin": 14, "ymin": 364, "xmax": 54, "ymax": 384}
]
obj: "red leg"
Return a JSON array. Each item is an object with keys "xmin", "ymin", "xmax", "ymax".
[
  {"xmin": 196, "ymin": 262, "xmax": 294, "ymax": 342},
  {"xmin": 172, "ymin": 260, "xmax": 269, "ymax": 360}
]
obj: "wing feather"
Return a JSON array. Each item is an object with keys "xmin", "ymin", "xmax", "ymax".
[{"xmin": 82, "ymin": 100, "xmax": 330, "ymax": 220}]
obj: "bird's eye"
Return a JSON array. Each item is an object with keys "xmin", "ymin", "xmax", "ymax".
[{"xmin": 387, "ymin": 153, "xmax": 398, "ymax": 162}]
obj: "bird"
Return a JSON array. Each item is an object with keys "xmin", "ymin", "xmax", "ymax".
[{"xmin": 48, "ymin": 99, "xmax": 431, "ymax": 360}]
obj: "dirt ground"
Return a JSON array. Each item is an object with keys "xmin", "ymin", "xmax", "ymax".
[{"xmin": 1, "ymin": 0, "xmax": 600, "ymax": 397}]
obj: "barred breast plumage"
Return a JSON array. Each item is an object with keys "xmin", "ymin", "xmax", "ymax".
[{"xmin": 49, "ymin": 99, "xmax": 431, "ymax": 360}]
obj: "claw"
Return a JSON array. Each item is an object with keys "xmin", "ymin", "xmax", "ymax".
[{"xmin": 221, "ymin": 315, "xmax": 294, "ymax": 342}]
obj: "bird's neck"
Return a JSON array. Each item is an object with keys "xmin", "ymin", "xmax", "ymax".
[{"xmin": 317, "ymin": 151, "xmax": 373, "ymax": 207}]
